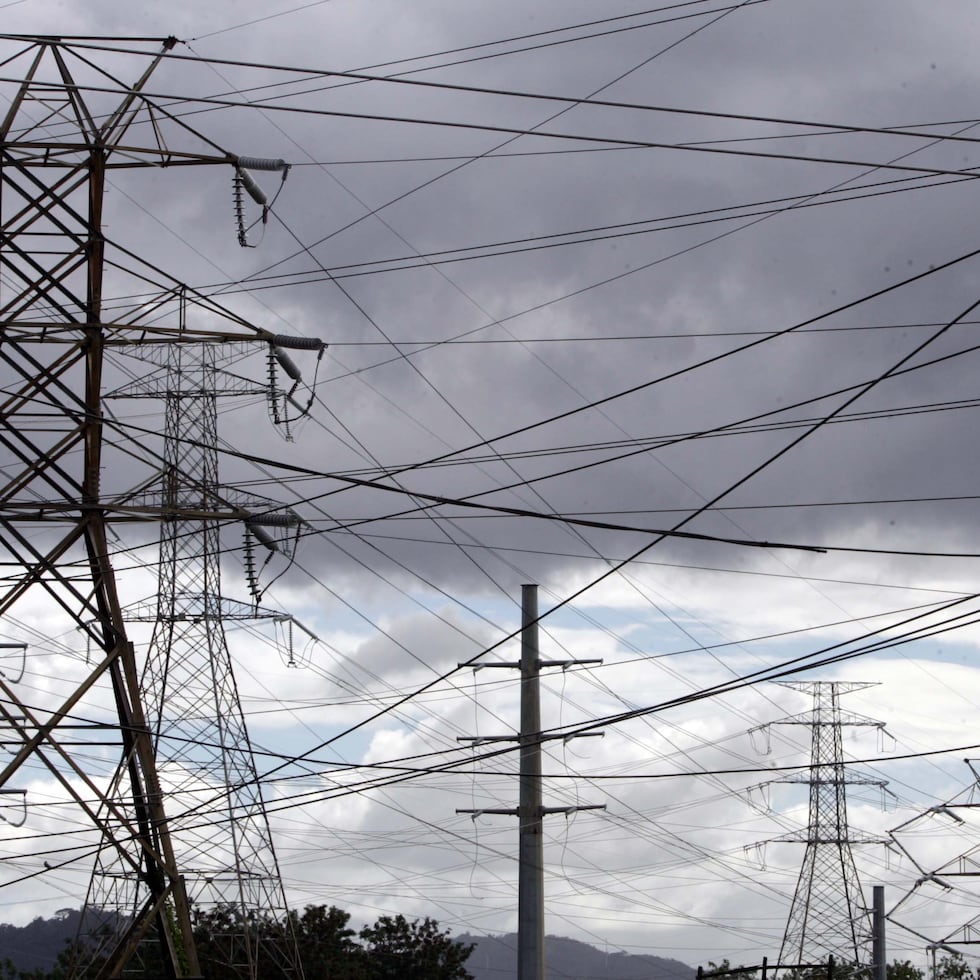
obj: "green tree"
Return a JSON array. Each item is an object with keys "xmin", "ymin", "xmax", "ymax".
[
  {"xmin": 289, "ymin": 905, "xmax": 365, "ymax": 980},
  {"xmin": 191, "ymin": 903, "xmax": 290, "ymax": 980},
  {"xmin": 888, "ymin": 960, "xmax": 925, "ymax": 980},
  {"xmin": 700, "ymin": 960, "xmax": 927, "ymax": 980},
  {"xmin": 934, "ymin": 955, "xmax": 975, "ymax": 980},
  {"xmin": 189, "ymin": 905, "xmax": 471, "ymax": 980},
  {"xmin": 783, "ymin": 961, "xmax": 925, "ymax": 980},
  {"xmin": 358, "ymin": 914, "xmax": 474, "ymax": 980}
]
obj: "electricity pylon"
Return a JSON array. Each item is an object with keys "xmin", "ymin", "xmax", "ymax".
[
  {"xmin": 0, "ymin": 35, "xmax": 312, "ymax": 978},
  {"xmin": 756, "ymin": 682, "xmax": 888, "ymax": 967},
  {"xmin": 87, "ymin": 331, "xmax": 322, "ymax": 980}
]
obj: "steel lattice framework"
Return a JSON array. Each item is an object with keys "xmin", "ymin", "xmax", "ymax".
[
  {"xmin": 889, "ymin": 760, "xmax": 980, "ymax": 952},
  {"xmin": 768, "ymin": 682, "xmax": 887, "ymax": 967},
  {"xmin": 84, "ymin": 337, "xmax": 311, "ymax": 980},
  {"xmin": 0, "ymin": 35, "xmax": 312, "ymax": 980}
]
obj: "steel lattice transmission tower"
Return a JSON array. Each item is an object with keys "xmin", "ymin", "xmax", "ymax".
[
  {"xmin": 0, "ymin": 35, "xmax": 316, "ymax": 979},
  {"xmin": 765, "ymin": 682, "xmax": 888, "ymax": 967},
  {"xmin": 88, "ymin": 333, "xmax": 321, "ymax": 980}
]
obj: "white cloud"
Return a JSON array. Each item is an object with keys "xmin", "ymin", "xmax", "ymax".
[{"xmin": 4, "ymin": 4, "xmax": 980, "ymax": 968}]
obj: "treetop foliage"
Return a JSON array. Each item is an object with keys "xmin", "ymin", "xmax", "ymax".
[
  {"xmin": 1, "ymin": 904, "xmax": 474, "ymax": 980},
  {"xmin": 196, "ymin": 903, "xmax": 475, "ymax": 980},
  {"xmin": 701, "ymin": 954, "xmax": 980, "ymax": 980}
]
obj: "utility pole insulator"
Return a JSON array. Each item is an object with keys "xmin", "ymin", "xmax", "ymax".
[
  {"xmin": 272, "ymin": 334, "xmax": 327, "ymax": 350},
  {"xmin": 236, "ymin": 156, "xmax": 288, "ymax": 172}
]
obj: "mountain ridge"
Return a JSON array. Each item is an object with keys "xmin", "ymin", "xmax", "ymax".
[{"xmin": 459, "ymin": 932, "xmax": 693, "ymax": 980}]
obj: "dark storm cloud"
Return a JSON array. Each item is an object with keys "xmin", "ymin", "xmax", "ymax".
[
  {"xmin": 4, "ymin": 4, "xmax": 980, "ymax": 955},
  {"xmin": 1, "ymin": 0, "xmax": 965, "ymax": 602}
]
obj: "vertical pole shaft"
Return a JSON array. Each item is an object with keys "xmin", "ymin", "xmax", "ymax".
[
  {"xmin": 872, "ymin": 885, "xmax": 886, "ymax": 980},
  {"xmin": 518, "ymin": 584, "xmax": 544, "ymax": 980}
]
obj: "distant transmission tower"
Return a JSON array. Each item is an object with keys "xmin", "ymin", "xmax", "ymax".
[
  {"xmin": 85, "ymin": 331, "xmax": 322, "ymax": 980},
  {"xmin": 0, "ymin": 35, "xmax": 318, "ymax": 979},
  {"xmin": 757, "ymin": 681, "xmax": 888, "ymax": 967}
]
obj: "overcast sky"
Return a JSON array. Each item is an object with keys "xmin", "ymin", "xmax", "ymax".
[{"xmin": 3, "ymin": 0, "xmax": 980, "ymax": 970}]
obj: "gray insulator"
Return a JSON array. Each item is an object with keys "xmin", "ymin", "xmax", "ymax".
[
  {"xmin": 274, "ymin": 348, "xmax": 303, "ymax": 381},
  {"xmin": 272, "ymin": 334, "xmax": 327, "ymax": 350},
  {"xmin": 236, "ymin": 156, "xmax": 288, "ymax": 172},
  {"xmin": 237, "ymin": 168, "xmax": 267, "ymax": 206},
  {"xmin": 246, "ymin": 523, "xmax": 279, "ymax": 552},
  {"xmin": 248, "ymin": 512, "xmax": 301, "ymax": 527}
]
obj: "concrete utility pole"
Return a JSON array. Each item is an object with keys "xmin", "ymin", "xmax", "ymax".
[
  {"xmin": 518, "ymin": 584, "xmax": 545, "ymax": 980},
  {"xmin": 458, "ymin": 584, "xmax": 604, "ymax": 980},
  {"xmin": 872, "ymin": 885, "xmax": 886, "ymax": 980}
]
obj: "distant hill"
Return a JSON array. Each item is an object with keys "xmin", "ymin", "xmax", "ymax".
[
  {"xmin": 0, "ymin": 912, "xmax": 693, "ymax": 980},
  {"xmin": 459, "ymin": 933, "xmax": 693, "ymax": 980},
  {"xmin": 0, "ymin": 909, "xmax": 81, "ymax": 973}
]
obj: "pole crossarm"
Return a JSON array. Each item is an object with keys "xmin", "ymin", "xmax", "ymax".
[
  {"xmin": 457, "ymin": 732, "xmax": 603, "ymax": 747},
  {"xmin": 457, "ymin": 805, "xmax": 607, "ymax": 818}
]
